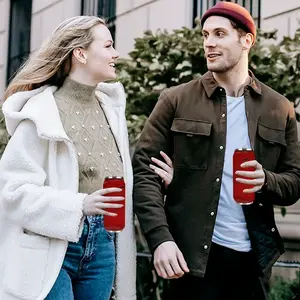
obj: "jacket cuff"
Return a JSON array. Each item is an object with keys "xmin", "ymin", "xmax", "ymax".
[
  {"xmin": 145, "ymin": 225, "xmax": 174, "ymax": 252},
  {"xmin": 262, "ymin": 169, "xmax": 276, "ymax": 192}
]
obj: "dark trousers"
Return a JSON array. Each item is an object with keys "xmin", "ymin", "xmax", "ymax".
[{"xmin": 165, "ymin": 242, "xmax": 268, "ymax": 300}]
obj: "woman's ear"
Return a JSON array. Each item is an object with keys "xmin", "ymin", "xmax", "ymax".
[{"xmin": 72, "ymin": 48, "xmax": 87, "ymax": 64}]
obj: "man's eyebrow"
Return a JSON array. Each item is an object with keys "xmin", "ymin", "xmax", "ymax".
[{"xmin": 202, "ymin": 27, "xmax": 228, "ymax": 33}]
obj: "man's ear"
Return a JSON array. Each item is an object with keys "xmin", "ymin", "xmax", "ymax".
[
  {"xmin": 73, "ymin": 48, "xmax": 87, "ymax": 64},
  {"xmin": 241, "ymin": 33, "xmax": 254, "ymax": 51}
]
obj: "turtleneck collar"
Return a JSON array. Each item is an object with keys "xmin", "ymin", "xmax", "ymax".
[{"xmin": 56, "ymin": 76, "xmax": 96, "ymax": 102}]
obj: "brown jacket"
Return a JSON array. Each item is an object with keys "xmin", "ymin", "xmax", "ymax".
[{"xmin": 132, "ymin": 71, "xmax": 300, "ymax": 278}]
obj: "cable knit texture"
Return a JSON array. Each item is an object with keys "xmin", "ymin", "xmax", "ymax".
[
  {"xmin": 0, "ymin": 82, "xmax": 136, "ymax": 300},
  {"xmin": 54, "ymin": 77, "xmax": 124, "ymax": 194}
]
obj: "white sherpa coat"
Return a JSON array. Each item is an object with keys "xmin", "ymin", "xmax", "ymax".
[{"xmin": 0, "ymin": 83, "xmax": 136, "ymax": 300}]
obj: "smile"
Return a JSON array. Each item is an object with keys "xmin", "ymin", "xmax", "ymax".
[{"xmin": 207, "ymin": 53, "xmax": 221, "ymax": 59}]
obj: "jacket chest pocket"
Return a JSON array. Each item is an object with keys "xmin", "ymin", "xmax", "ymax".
[
  {"xmin": 171, "ymin": 118, "xmax": 212, "ymax": 170},
  {"xmin": 256, "ymin": 123, "xmax": 286, "ymax": 171}
]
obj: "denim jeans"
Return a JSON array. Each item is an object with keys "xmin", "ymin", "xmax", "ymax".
[{"xmin": 46, "ymin": 216, "xmax": 115, "ymax": 300}]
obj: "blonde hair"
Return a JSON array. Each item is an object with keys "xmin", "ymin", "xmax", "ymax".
[{"xmin": 4, "ymin": 16, "xmax": 106, "ymax": 100}]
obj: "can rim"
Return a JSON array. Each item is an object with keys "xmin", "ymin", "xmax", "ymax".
[{"xmin": 104, "ymin": 176, "xmax": 124, "ymax": 179}]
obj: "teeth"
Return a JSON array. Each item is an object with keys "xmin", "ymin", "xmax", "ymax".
[{"xmin": 109, "ymin": 63, "xmax": 115, "ymax": 67}]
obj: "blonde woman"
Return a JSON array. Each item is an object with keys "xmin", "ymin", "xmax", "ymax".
[{"xmin": 0, "ymin": 16, "xmax": 171, "ymax": 300}]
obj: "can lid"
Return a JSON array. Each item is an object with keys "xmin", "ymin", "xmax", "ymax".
[
  {"xmin": 237, "ymin": 148, "xmax": 253, "ymax": 151},
  {"xmin": 105, "ymin": 176, "xmax": 124, "ymax": 179}
]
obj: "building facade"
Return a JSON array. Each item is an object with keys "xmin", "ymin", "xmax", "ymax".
[{"xmin": 0, "ymin": 0, "xmax": 300, "ymax": 280}]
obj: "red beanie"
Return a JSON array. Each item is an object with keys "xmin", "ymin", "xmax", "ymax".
[{"xmin": 201, "ymin": 2, "xmax": 256, "ymax": 43}]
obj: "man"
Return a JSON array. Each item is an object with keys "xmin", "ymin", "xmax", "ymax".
[{"xmin": 132, "ymin": 2, "xmax": 300, "ymax": 300}]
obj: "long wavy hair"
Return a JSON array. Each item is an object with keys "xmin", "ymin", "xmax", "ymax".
[{"xmin": 4, "ymin": 16, "xmax": 106, "ymax": 100}]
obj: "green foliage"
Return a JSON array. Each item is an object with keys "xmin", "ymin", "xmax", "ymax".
[{"xmin": 269, "ymin": 272, "xmax": 300, "ymax": 300}]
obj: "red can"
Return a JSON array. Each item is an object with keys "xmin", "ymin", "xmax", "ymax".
[
  {"xmin": 233, "ymin": 148, "xmax": 255, "ymax": 205},
  {"xmin": 103, "ymin": 176, "xmax": 125, "ymax": 232}
]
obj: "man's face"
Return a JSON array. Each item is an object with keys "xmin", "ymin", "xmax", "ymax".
[{"xmin": 202, "ymin": 16, "xmax": 244, "ymax": 73}]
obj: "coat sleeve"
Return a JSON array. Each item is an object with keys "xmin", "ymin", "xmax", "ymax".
[
  {"xmin": 262, "ymin": 102, "xmax": 300, "ymax": 206},
  {"xmin": 132, "ymin": 91, "xmax": 176, "ymax": 252},
  {"xmin": 0, "ymin": 120, "xmax": 86, "ymax": 242}
]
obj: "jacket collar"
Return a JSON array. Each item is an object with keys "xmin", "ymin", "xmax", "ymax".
[
  {"xmin": 201, "ymin": 70, "xmax": 262, "ymax": 98},
  {"xmin": 3, "ymin": 82, "xmax": 126, "ymax": 142}
]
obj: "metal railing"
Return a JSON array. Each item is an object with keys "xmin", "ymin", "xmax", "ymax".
[{"xmin": 274, "ymin": 261, "xmax": 300, "ymax": 268}]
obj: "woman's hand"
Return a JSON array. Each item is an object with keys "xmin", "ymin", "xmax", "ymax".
[
  {"xmin": 150, "ymin": 151, "xmax": 174, "ymax": 188},
  {"xmin": 83, "ymin": 188, "xmax": 124, "ymax": 216}
]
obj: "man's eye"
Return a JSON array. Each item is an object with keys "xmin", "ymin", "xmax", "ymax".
[{"xmin": 217, "ymin": 32, "xmax": 224, "ymax": 37}]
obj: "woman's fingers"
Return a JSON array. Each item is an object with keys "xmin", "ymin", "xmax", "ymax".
[{"xmin": 159, "ymin": 151, "xmax": 173, "ymax": 167}]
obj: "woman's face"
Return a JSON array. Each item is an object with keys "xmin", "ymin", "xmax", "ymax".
[{"xmin": 78, "ymin": 24, "xmax": 119, "ymax": 83}]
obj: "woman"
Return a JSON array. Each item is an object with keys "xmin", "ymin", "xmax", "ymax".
[{"xmin": 0, "ymin": 16, "xmax": 171, "ymax": 300}]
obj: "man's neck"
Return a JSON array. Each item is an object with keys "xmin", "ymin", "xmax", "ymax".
[{"xmin": 213, "ymin": 68, "xmax": 249, "ymax": 97}]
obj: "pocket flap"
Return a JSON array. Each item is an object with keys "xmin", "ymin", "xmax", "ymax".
[
  {"xmin": 171, "ymin": 118, "xmax": 212, "ymax": 136},
  {"xmin": 258, "ymin": 123, "xmax": 286, "ymax": 146}
]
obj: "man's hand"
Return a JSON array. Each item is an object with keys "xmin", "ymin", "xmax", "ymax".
[
  {"xmin": 153, "ymin": 241, "xmax": 189, "ymax": 279},
  {"xmin": 235, "ymin": 160, "xmax": 265, "ymax": 193}
]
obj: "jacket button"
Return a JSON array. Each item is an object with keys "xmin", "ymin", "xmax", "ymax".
[
  {"xmin": 219, "ymin": 146, "xmax": 224, "ymax": 150},
  {"xmin": 222, "ymin": 113, "xmax": 225, "ymax": 118},
  {"xmin": 210, "ymin": 212, "xmax": 215, "ymax": 216},
  {"xmin": 216, "ymin": 178, "xmax": 220, "ymax": 182},
  {"xmin": 259, "ymin": 203, "xmax": 263, "ymax": 207},
  {"xmin": 204, "ymin": 245, "xmax": 208, "ymax": 250},
  {"xmin": 271, "ymin": 228, "xmax": 275, "ymax": 232}
]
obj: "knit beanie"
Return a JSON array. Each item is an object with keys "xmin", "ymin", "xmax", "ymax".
[{"xmin": 201, "ymin": 2, "xmax": 256, "ymax": 43}]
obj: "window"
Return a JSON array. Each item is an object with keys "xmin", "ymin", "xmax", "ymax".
[
  {"xmin": 81, "ymin": 0, "xmax": 117, "ymax": 42},
  {"xmin": 7, "ymin": 0, "xmax": 32, "ymax": 84},
  {"xmin": 193, "ymin": 0, "xmax": 261, "ymax": 28},
  {"xmin": 98, "ymin": 0, "xmax": 116, "ymax": 42}
]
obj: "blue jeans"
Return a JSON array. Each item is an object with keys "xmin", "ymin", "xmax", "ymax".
[{"xmin": 46, "ymin": 216, "xmax": 115, "ymax": 300}]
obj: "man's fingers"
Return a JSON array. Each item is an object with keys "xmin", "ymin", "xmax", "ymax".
[
  {"xmin": 236, "ymin": 178, "xmax": 264, "ymax": 186},
  {"xmin": 154, "ymin": 261, "xmax": 168, "ymax": 279},
  {"xmin": 235, "ymin": 170, "xmax": 264, "ymax": 178},
  {"xmin": 243, "ymin": 186, "xmax": 263, "ymax": 193},
  {"xmin": 176, "ymin": 250, "xmax": 190, "ymax": 273},
  {"xmin": 169, "ymin": 260, "xmax": 185, "ymax": 278},
  {"xmin": 163, "ymin": 262, "xmax": 176, "ymax": 278},
  {"xmin": 240, "ymin": 160, "xmax": 262, "ymax": 169},
  {"xmin": 160, "ymin": 151, "xmax": 173, "ymax": 167}
]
